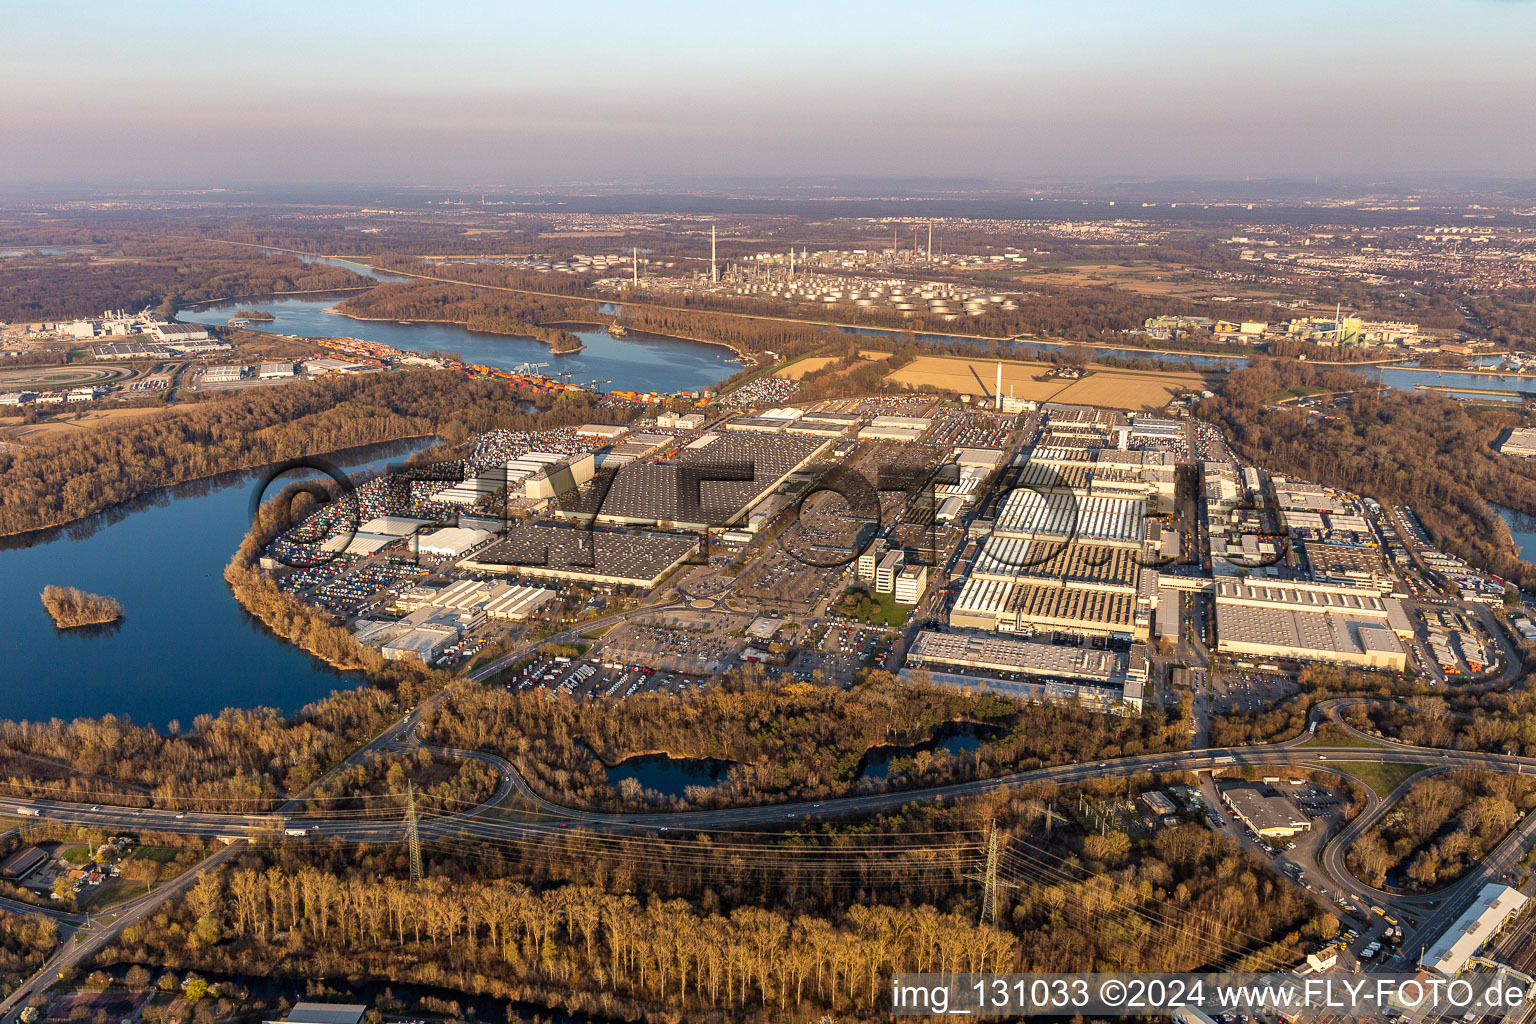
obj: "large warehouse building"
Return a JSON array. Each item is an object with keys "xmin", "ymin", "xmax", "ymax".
[
  {"xmin": 906, "ymin": 629, "xmax": 1141, "ymax": 690},
  {"xmin": 1424, "ymin": 884, "xmax": 1529, "ymax": 976},
  {"xmin": 559, "ymin": 431, "xmax": 828, "ymax": 530},
  {"xmin": 992, "ymin": 489, "xmax": 1145, "ymax": 549},
  {"xmin": 1213, "ymin": 579, "xmax": 1411, "ymax": 670},
  {"xmin": 1220, "ymin": 785, "xmax": 1311, "ymax": 838}
]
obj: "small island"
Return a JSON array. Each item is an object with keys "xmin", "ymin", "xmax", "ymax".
[
  {"xmin": 40, "ymin": 585, "xmax": 123, "ymax": 629},
  {"xmin": 232, "ymin": 309, "xmax": 276, "ymax": 321}
]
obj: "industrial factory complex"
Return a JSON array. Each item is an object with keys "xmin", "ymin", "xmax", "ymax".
[{"xmin": 245, "ymin": 353, "xmax": 1508, "ymax": 730}]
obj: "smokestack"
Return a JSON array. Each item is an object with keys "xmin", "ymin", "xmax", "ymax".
[
  {"xmin": 632, "ymin": 247, "xmax": 638, "ymax": 287},
  {"xmin": 996, "ymin": 361, "xmax": 1003, "ymax": 410},
  {"xmin": 711, "ymin": 225, "xmax": 717, "ymax": 283},
  {"xmin": 928, "ymin": 222, "xmax": 933, "ymax": 258},
  {"xmin": 789, "ymin": 247, "xmax": 794, "ymax": 277}
]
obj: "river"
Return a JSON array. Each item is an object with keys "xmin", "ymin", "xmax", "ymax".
[
  {"xmin": 0, "ymin": 439, "xmax": 434, "ymax": 730},
  {"xmin": 180, "ymin": 296, "xmax": 742, "ymax": 396}
]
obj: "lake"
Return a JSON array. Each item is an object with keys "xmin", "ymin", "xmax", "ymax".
[
  {"xmin": 604, "ymin": 752, "xmax": 738, "ymax": 798},
  {"xmin": 179, "ymin": 295, "xmax": 742, "ymax": 396},
  {"xmin": 1495, "ymin": 504, "xmax": 1536, "ymax": 565},
  {"xmin": 0, "ymin": 439, "xmax": 434, "ymax": 730},
  {"xmin": 856, "ymin": 721, "xmax": 1007, "ymax": 781}
]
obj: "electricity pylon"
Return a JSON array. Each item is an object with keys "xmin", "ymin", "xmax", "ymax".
[{"xmin": 405, "ymin": 781, "xmax": 423, "ymax": 883}]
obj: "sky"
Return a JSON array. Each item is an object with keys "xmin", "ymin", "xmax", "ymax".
[{"xmin": 6, "ymin": 0, "xmax": 1536, "ymax": 188}]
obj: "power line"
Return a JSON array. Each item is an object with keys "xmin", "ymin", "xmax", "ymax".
[{"xmin": 405, "ymin": 781, "xmax": 423, "ymax": 883}]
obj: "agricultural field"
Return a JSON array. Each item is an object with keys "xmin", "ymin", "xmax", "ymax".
[
  {"xmin": 776, "ymin": 355, "xmax": 839, "ymax": 379},
  {"xmin": 1025, "ymin": 259, "xmax": 1296, "ymax": 302},
  {"xmin": 0, "ymin": 406, "xmax": 168, "ymax": 442},
  {"xmin": 1051, "ymin": 366, "xmax": 1213, "ymax": 410},
  {"xmin": 884, "ymin": 354, "xmax": 1213, "ymax": 410},
  {"xmin": 776, "ymin": 349, "xmax": 893, "ymax": 380},
  {"xmin": 883, "ymin": 354, "xmax": 1073, "ymax": 402}
]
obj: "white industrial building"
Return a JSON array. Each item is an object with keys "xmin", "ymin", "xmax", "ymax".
[
  {"xmin": 858, "ymin": 415, "xmax": 932, "ymax": 442},
  {"xmin": 394, "ymin": 579, "xmax": 554, "ymax": 621},
  {"xmin": 577, "ymin": 423, "xmax": 628, "ymax": 439},
  {"xmin": 415, "ymin": 527, "xmax": 492, "ymax": 558},
  {"xmin": 259, "ymin": 362, "xmax": 297, "ymax": 378},
  {"xmin": 1499, "ymin": 427, "xmax": 1536, "ymax": 458},
  {"xmin": 1424, "ymin": 884, "xmax": 1529, "ymax": 976},
  {"xmin": 993, "ymin": 490, "xmax": 1145, "ymax": 548},
  {"xmin": 361, "ymin": 516, "xmax": 436, "ymax": 537},
  {"xmin": 320, "ymin": 532, "xmax": 399, "ymax": 557}
]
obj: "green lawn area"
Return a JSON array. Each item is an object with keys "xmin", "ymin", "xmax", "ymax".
[
  {"xmin": 1300, "ymin": 729, "xmax": 1386, "ymax": 748},
  {"xmin": 59, "ymin": 845, "xmax": 90, "ymax": 865},
  {"xmin": 78, "ymin": 881, "xmax": 151, "ymax": 912},
  {"xmin": 127, "ymin": 845, "xmax": 179, "ymax": 865},
  {"xmin": 1265, "ymin": 385, "xmax": 1328, "ymax": 403},
  {"xmin": 833, "ymin": 588, "xmax": 912, "ymax": 628},
  {"xmin": 1325, "ymin": 761, "xmax": 1432, "ymax": 797}
]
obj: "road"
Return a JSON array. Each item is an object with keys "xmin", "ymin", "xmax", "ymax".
[{"xmin": 0, "ymin": 842, "xmax": 245, "ymax": 1024}]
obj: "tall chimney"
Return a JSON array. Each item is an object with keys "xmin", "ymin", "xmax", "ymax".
[{"xmin": 996, "ymin": 361, "xmax": 1003, "ymax": 410}]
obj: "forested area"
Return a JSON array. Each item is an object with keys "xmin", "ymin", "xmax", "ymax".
[
  {"xmin": 296, "ymin": 747, "xmax": 497, "ymax": 819},
  {"xmin": 0, "ymin": 243, "xmax": 370, "ymax": 321},
  {"xmin": 0, "ymin": 369, "xmax": 616, "ymax": 537},
  {"xmin": 0, "ymin": 688, "xmax": 400, "ymax": 810},
  {"xmin": 0, "ymin": 907, "xmax": 57, "ymax": 995},
  {"xmin": 419, "ymin": 670, "xmax": 1188, "ymax": 810},
  {"xmin": 1345, "ymin": 690, "xmax": 1536, "ymax": 756},
  {"xmin": 337, "ymin": 281, "xmax": 586, "ymax": 352},
  {"xmin": 94, "ymin": 779, "xmax": 1321, "ymax": 1022},
  {"xmin": 1205, "ymin": 360, "xmax": 1536, "ymax": 589},
  {"xmin": 1346, "ymin": 770, "xmax": 1536, "ymax": 891},
  {"xmin": 1464, "ymin": 289, "xmax": 1536, "ymax": 348}
]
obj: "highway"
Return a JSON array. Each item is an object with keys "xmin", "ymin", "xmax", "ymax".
[{"xmin": 7, "ymin": 739, "xmax": 1535, "ymax": 845}]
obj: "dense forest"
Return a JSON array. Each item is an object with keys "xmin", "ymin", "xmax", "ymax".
[
  {"xmin": 0, "ymin": 369, "xmax": 623, "ymax": 537},
  {"xmin": 296, "ymin": 747, "xmax": 497, "ymax": 818},
  {"xmin": 92, "ymin": 779, "xmax": 1322, "ymax": 1022},
  {"xmin": 1344, "ymin": 690, "xmax": 1536, "ymax": 756},
  {"xmin": 1205, "ymin": 360, "xmax": 1536, "ymax": 589},
  {"xmin": 0, "ymin": 243, "xmax": 371, "ymax": 321},
  {"xmin": 419, "ymin": 669, "xmax": 1188, "ymax": 811},
  {"xmin": 337, "ymin": 281, "xmax": 586, "ymax": 352},
  {"xmin": 0, "ymin": 907, "xmax": 57, "ymax": 996},
  {"xmin": 1346, "ymin": 770, "xmax": 1536, "ymax": 892},
  {"xmin": 0, "ymin": 688, "xmax": 399, "ymax": 810}
]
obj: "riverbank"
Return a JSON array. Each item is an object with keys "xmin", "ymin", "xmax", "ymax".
[
  {"xmin": 325, "ymin": 307, "xmax": 587, "ymax": 355},
  {"xmin": 0, "ymin": 426, "xmax": 440, "ymax": 543},
  {"xmin": 1388, "ymin": 363, "xmax": 1536, "ymax": 378},
  {"xmin": 178, "ymin": 285, "xmax": 374, "ymax": 309}
]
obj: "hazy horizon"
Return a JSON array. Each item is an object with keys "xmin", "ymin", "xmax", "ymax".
[{"xmin": 8, "ymin": 0, "xmax": 1536, "ymax": 187}]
